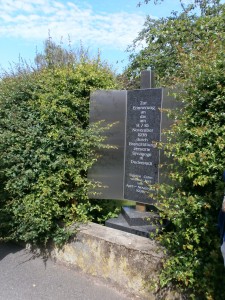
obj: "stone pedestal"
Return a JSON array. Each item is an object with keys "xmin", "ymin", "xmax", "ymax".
[{"xmin": 105, "ymin": 206, "xmax": 162, "ymax": 238}]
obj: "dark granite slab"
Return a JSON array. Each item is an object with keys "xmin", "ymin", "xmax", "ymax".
[
  {"xmin": 121, "ymin": 206, "xmax": 160, "ymax": 226},
  {"xmin": 105, "ymin": 214, "xmax": 158, "ymax": 238},
  {"xmin": 124, "ymin": 88, "xmax": 162, "ymax": 203}
]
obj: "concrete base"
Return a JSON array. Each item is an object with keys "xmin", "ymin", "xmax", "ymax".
[
  {"xmin": 47, "ymin": 222, "xmax": 181, "ymax": 300},
  {"xmin": 122, "ymin": 206, "xmax": 159, "ymax": 226},
  {"xmin": 105, "ymin": 213, "xmax": 157, "ymax": 238},
  {"xmin": 105, "ymin": 206, "xmax": 162, "ymax": 238}
]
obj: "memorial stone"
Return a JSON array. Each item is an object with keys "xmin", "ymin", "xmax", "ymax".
[
  {"xmin": 88, "ymin": 71, "xmax": 177, "ymax": 236},
  {"xmin": 88, "ymin": 90, "xmax": 126, "ymax": 199},
  {"xmin": 124, "ymin": 88, "xmax": 162, "ymax": 204},
  {"xmin": 88, "ymin": 70, "xmax": 174, "ymax": 205}
]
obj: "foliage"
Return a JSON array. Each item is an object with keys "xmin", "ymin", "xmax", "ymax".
[
  {"xmin": 155, "ymin": 38, "xmax": 225, "ymax": 299},
  {"xmin": 138, "ymin": 0, "xmax": 221, "ymax": 15},
  {"xmin": 87, "ymin": 199, "xmax": 134, "ymax": 224},
  {"xmin": 0, "ymin": 40, "xmax": 118, "ymax": 246},
  {"xmin": 34, "ymin": 38, "xmax": 74, "ymax": 69},
  {"xmin": 126, "ymin": 1, "xmax": 225, "ymax": 299},
  {"xmin": 126, "ymin": 0, "xmax": 224, "ymax": 86},
  {"xmin": 87, "ymin": 199, "xmax": 121, "ymax": 224}
]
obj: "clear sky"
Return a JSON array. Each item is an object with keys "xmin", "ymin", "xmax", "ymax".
[{"xmin": 0, "ymin": 0, "xmax": 217, "ymax": 74}]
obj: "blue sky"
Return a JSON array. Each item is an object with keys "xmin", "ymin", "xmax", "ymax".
[{"xmin": 0, "ymin": 0, "xmax": 213, "ymax": 74}]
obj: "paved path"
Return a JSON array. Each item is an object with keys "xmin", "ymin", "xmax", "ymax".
[{"xmin": 0, "ymin": 242, "xmax": 138, "ymax": 300}]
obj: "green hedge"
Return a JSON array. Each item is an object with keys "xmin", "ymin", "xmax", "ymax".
[
  {"xmin": 124, "ymin": 2, "xmax": 225, "ymax": 297},
  {"xmin": 0, "ymin": 50, "xmax": 118, "ymax": 246},
  {"xmin": 154, "ymin": 38, "xmax": 225, "ymax": 299}
]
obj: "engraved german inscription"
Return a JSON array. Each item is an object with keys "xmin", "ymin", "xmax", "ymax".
[{"xmin": 124, "ymin": 89, "xmax": 162, "ymax": 203}]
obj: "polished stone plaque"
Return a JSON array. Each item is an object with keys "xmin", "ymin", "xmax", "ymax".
[
  {"xmin": 88, "ymin": 72, "xmax": 175, "ymax": 204},
  {"xmin": 88, "ymin": 90, "xmax": 126, "ymax": 199},
  {"xmin": 124, "ymin": 89, "xmax": 162, "ymax": 203}
]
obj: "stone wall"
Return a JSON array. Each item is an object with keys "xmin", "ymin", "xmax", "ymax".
[{"xmin": 48, "ymin": 222, "xmax": 181, "ymax": 299}]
